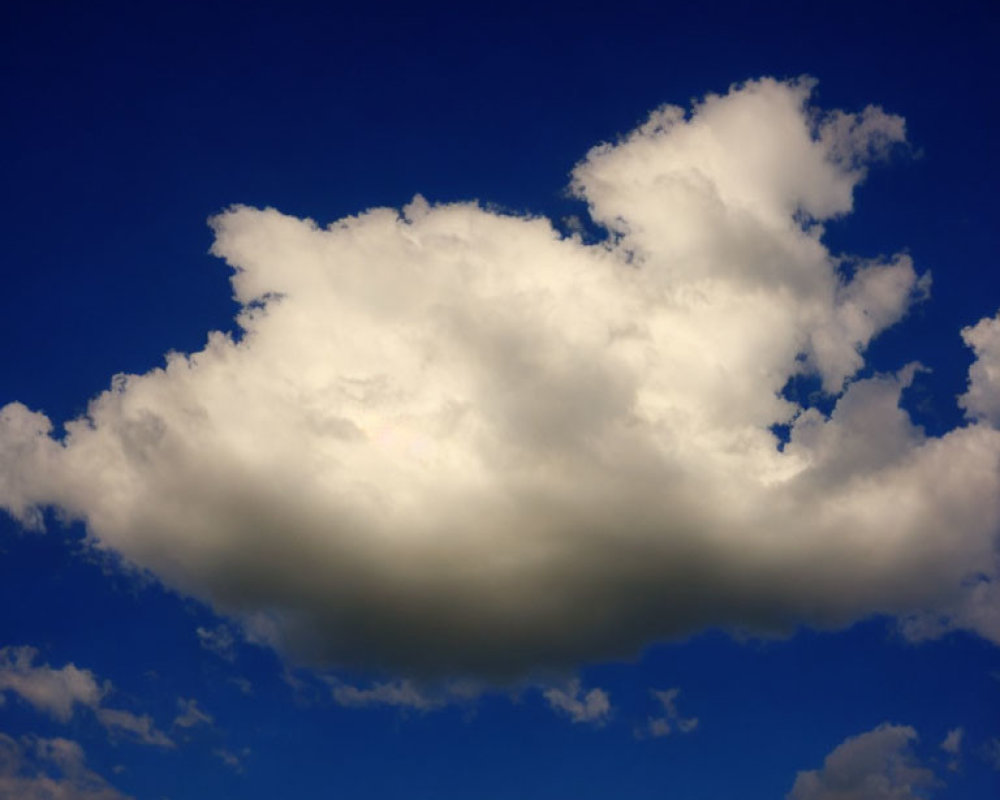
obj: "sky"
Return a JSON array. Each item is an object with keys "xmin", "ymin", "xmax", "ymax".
[{"xmin": 1, "ymin": 1, "xmax": 999, "ymax": 798}]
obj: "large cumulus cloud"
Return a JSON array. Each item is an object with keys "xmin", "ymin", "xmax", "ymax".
[{"xmin": 1, "ymin": 77, "xmax": 999, "ymax": 679}]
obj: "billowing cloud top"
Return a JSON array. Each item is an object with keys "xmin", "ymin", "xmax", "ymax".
[{"xmin": 2, "ymin": 78, "xmax": 998, "ymax": 680}]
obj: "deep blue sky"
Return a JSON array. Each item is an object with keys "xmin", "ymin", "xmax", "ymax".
[{"xmin": 1, "ymin": 2, "xmax": 999, "ymax": 798}]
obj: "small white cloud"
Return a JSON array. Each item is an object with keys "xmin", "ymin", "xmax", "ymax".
[
  {"xmin": 787, "ymin": 723, "xmax": 937, "ymax": 800},
  {"xmin": 0, "ymin": 646, "xmax": 104, "ymax": 721},
  {"xmin": 173, "ymin": 697, "xmax": 213, "ymax": 729},
  {"xmin": 637, "ymin": 687, "xmax": 698, "ymax": 738},
  {"xmin": 96, "ymin": 708, "xmax": 174, "ymax": 749},
  {"xmin": 543, "ymin": 680, "xmax": 611, "ymax": 725},
  {"xmin": 0, "ymin": 731, "xmax": 131, "ymax": 800}
]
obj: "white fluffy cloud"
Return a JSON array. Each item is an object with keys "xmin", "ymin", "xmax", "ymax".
[
  {"xmin": 0, "ymin": 732, "xmax": 131, "ymax": 800},
  {"xmin": 1, "ymin": 77, "xmax": 999, "ymax": 679},
  {"xmin": 787, "ymin": 723, "xmax": 937, "ymax": 800}
]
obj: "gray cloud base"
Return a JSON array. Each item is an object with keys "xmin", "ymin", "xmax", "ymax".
[{"xmin": 1, "ymin": 78, "xmax": 999, "ymax": 680}]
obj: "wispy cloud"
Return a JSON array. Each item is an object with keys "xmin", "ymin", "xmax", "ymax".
[
  {"xmin": 173, "ymin": 697, "xmax": 213, "ymax": 729},
  {"xmin": 982, "ymin": 737, "xmax": 1000, "ymax": 770},
  {"xmin": 636, "ymin": 687, "xmax": 698, "ymax": 738},
  {"xmin": 0, "ymin": 732, "xmax": 131, "ymax": 800},
  {"xmin": 196, "ymin": 624, "xmax": 237, "ymax": 662},
  {"xmin": 940, "ymin": 727, "xmax": 963, "ymax": 771},
  {"xmin": 95, "ymin": 708, "xmax": 174, "ymax": 749},
  {"xmin": 214, "ymin": 746, "xmax": 250, "ymax": 772},
  {"xmin": 327, "ymin": 677, "xmax": 480, "ymax": 712},
  {"xmin": 330, "ymin": 679, "xmax": 441, "ymax": 711}
]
